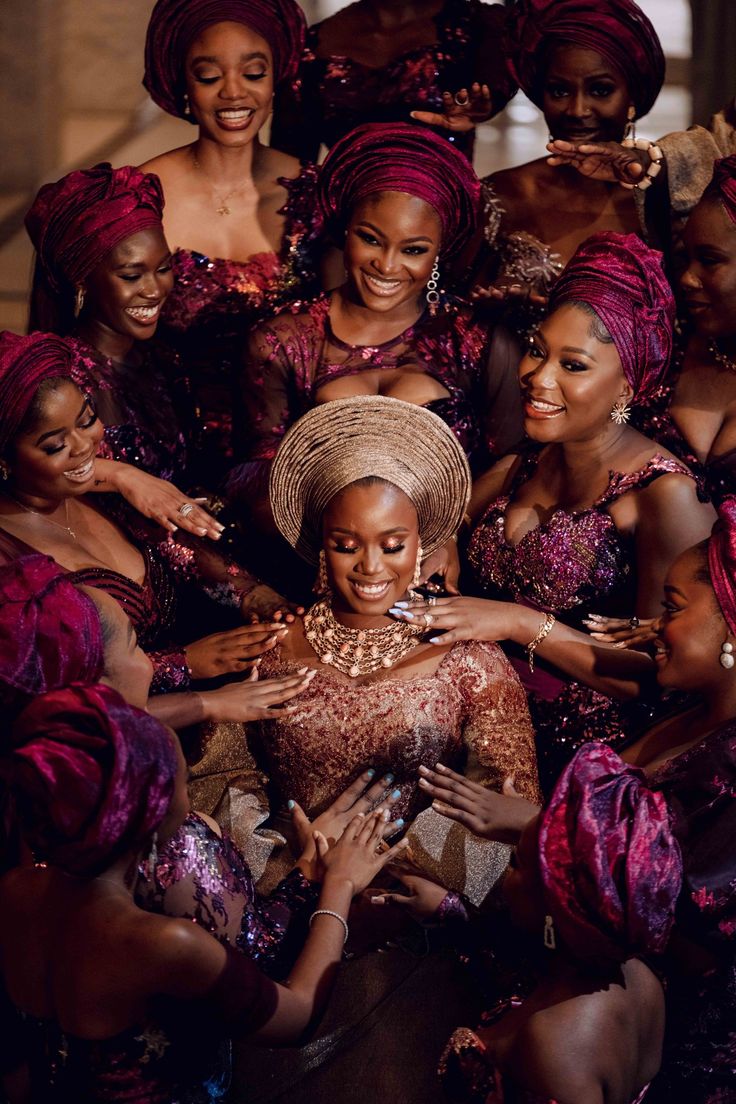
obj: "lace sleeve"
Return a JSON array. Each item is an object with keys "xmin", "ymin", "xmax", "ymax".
[
  {"xmin": 241, "ymin": 319, "xmax": 300, "ymax": 464},
  {"xmin": 457, "ymin": 641, "xmax": 541, "ymax": 804}
]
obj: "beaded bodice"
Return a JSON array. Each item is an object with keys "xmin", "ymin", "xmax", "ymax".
[{"xmin": 468, "ymin": 450, "xmax": 693, "ymax": 619}]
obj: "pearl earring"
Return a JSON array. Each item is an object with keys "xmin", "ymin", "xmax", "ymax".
[{"xmin": 720, "ymin": 641, "xmax": 734, "ymax": 669}]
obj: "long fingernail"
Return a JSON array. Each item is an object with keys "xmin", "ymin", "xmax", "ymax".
[
  {"xmin": 394, "ymin": 601, "xmax": 409, "ymax": 609},
  {"xmin": 383, "ymin": 773, "xmax": 394, "ymax": 784},
  {"xmin": 395, "ymin": 818, "xmax": 405, "ymax": 828},
  {"xmin": 429, "ymin": 637, "xmax": 441, "ymax": 644},
  {"xmin": 298, "ymin": 666, "xmax": 308, "ymax": 673},
  {"xmin": 287, "ymin": 799, "xmax": 295, "ymax": 810},
  {"xmin": 366, "ymin": 768, "xmax": 375, "ymax": 778},
  {"xmin": 391, "ymin": 789, "xmax": 401, "ymax": 800}
]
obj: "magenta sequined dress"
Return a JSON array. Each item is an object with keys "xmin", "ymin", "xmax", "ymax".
[
  {"xmin": 467, "ymin": 449, "xmax": 694, "ymax": 792},
  {"xmin": 228, "ymin": 295, "xmax": 492, "ymax": 503},
  {"xmin": 274, "ymin": 1, "xmax": 515, "ymax": 163},
  {"xmin": 137, "ymin": 812, "xmax": 318, "ymax": 980},
  {"xmin": 158, "ymin": 166, "xmax": 323, "ymax": 486},
  {"xmin": 633, "ymin": 346, "xmax": 733, "ymax": 506},
  {"xmin": 66, "ymin": 335, "xmax": 187, "ymax": 485}
]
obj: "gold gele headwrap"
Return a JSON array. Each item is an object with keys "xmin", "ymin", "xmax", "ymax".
[{"xmin": 269, "ymin": 395, "xmax": 471, "ymax": 565}]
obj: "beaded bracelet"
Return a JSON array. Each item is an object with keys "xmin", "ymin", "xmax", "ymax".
[
  {"xmin": 310, "ymin": 908, "xmax": 349, "ymax": 945},
  {"xmin": 620, "ymin": 137, "xmax": 664, "ymax": 192},
  {"xmin": 525, "ymin": 613, "xmax": 556, "ymax": 673}
]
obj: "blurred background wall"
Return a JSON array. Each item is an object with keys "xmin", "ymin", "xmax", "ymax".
[{"xmin": 0, "ymin": 0, "xmax": 721, "ymax": 333}]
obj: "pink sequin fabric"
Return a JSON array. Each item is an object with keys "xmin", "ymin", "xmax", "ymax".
[
  {"xmin": 66, "ymin": 335, "xmax": 187, "ymax": 484},
  {"xmin": 253, "ymin": 638, "xmax": 539, "ymax": 821},
  {"xmin": 137, "ymin": 812, "xmax": 318, "ymax": 979},
  {"xmin": 467, "ymin": 449, "xmax": 695, "ymax": 790},
  {"xmin": 229, "ymin": 295, "xmax": 491, "ymax": 503},
  {"xmin": 158, "ymin": 166, "xmax": 323, "ymax": 484}
]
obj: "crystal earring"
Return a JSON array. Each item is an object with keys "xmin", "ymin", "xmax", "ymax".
[
  {"xmin": 314, "ymin": 548, "xmax": 330, "ymax": 596},
  {"xmin": 610, "ymin": 398, "xmax": 632, "ymax": 425},
  {"xmin": 148, "ymin": 830, "xmax": 159, "ymax": 875},
  {"xmin": 407, "ymin": 544, "xmax": 423, "ymax": 599},
  {"xmin": 426, "ymin": 259, "xmax": 440, "ymax": 315},
  {"xmin": 182, "ymin": 92, "xmax": 192, "ymax": 118},
  {"xmin": 73, "ymin": 285, "xmax": 85, "ymax": 318},
  {"xmin": 543, "ymin": 914, "xmax": 556, "ymax": 950},
  {"xmin": 719, "ymin": 641, "xmax": 734, "ymax": 669},
  {"xmin": 623, "ymin": 104, "xmax": 636, "ymax": 144}
]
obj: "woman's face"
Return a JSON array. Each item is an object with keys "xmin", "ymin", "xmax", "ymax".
[
  {"xmin": 9, "ymin": 380, "xmax": 103, "ymax": 501},
  {"xmin": 344, "ymin": 191, "xmax": 442, "ymax": 316},
  {"xmin": 654, "ymin": 545, "xmax": 729, "ymax": 693},
  {"xmin": 185, "ymin": 20, "xmax": 274, "ymax": 146},
  {"xmin": 322, "ymin": 479, "xmax": 420, "ymax": 620},
  {"xmin": 82, "ymin": 587, "xmax": 154, "ymax": 710},
  {"xmin": 519, "ymin": 302, "xmax": 631, "ymax": 444},
  {"xmin": 502, "ymin": 816, "xmax": 547, "ymax": 935},
  {"xmin": 680, "ymin": 198, "xmax": 736, "ymax": 341},
  {"xmin": 542, "ymin": 44, "xmax": 631, "ymax": 143},
  {"xmin": 82, "ymin": 227, "xmax": 173, "ymax": 341}
]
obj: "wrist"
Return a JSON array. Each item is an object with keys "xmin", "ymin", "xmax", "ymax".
[
  {"xmin": 509, "ymin": 605, "xmax": 539, "ymax": 648},
  {"xmin": 195, "ymin": 690, "xmax": 216, "ymax": 724},
  {"xmin": 319, "ymin": 872, "xmax": 356, "ymax": 904}
]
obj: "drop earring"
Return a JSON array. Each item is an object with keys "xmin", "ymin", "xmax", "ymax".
[
  {"xmin": 73, "ymin": 285, "xmax": 85, "ymax": 318},
  {"xmin": 0, "ymin": 461, "xmax": 8, "ymax": 481},
  {"xmin": 407, "ymin": 544, "xmax": 423, "ymax": 599},
  {"xmin": 426, "ymin": 259, "xmax": 440, "ymax": 316},
  {"xmin": 543, "ymin": 914, "xmax": 556, "ymax": 950},
  {"xmin": 719, "ymin": 641, "xmax": 734, "ymax": 669},
  {"xmin": 622, "ymin": 104, "xmax": 636, "ymax": 144},
  {"xmin": 610, "ymin": 398, "xmax": 632, "ymax": 425},
  {"xmin": 148, "ymin": 831, "xmax": 159, "ymax": 876},
  {"xmin": 314, "ymin": 549, "xmax": 330, "ymax": 596},
  {"xmin": 182, "ymin": 92, "xmax": 192, "ymax": 119}
]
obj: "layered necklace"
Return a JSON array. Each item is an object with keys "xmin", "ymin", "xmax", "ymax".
[
  {"xmin": 5, "ymin": 492, "xmax": 77, "ymax": 540},
  {"xmin": 304, "ymin": 597, "xmax": 424, "ymax": 678},
  {"xmin": 707, "ymin": 338, "xmax": 736, "ymax": 374},
  {"xmin": 190, "ymin": 149, "xmax": 250, "ymax": 217}
]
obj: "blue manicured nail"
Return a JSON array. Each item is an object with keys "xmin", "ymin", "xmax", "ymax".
[
  {"xmin": 388, "ymin": 607, "xmax": 404, "ymax": 615},
  {"xmin": 391, "ymin": 788, "xmax": 401, "ymax": 799},
  {"xmin": 384, "ymin": 773, "xmax": 394, "ymax": 784},
  {"xmin": 395, "ymin": 601, "xmax": 409, "ymax": 608},
  {"xmin": 429, "ymin": 637, "xmax": 441, "ymax": 644},
  {"xmin": 366, "ymin": 768, "xmax": 375, "ymax": 778},
  {"xmin": 395, "ymin": 818, "xmax": 405, "ymax": 828},
  {"xmin": 287, "ymin": 799, "xmax": 295, "ymax": 810}
]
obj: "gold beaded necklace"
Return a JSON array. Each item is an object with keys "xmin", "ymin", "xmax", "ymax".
[
  {"xmin": 707, "ymin": 339, "xmax": 736, "ymax": 374},
  {"xmin": 304, "ymin": 597, "xmax": 424, "ymax": 678}
]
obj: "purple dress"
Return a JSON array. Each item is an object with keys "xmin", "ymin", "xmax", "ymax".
[
  {"xmin": 467, "ymin": 449, "xmax": 694, "ymax": 792},
  {"xmin": 272, "ymin": 1, "xmax": 515, "ymax": 163},
  {"xmin": 158, "ymin": 167, "xmax": 323, "ymax": 486},
  {"xmin": 66, "ymin": 335, "xmax": 187, "ymax": 485}
]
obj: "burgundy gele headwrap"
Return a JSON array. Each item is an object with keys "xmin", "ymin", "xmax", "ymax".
[
  {"xmin": 538, "ymin": 742, "xmax": 682, "ymax": 964},
  {"xmin": 143, "ymin": 0, "xmax": 306, "ymax": 119},
  {"xmin": 0, "ymin": 556, "xmax": 104, "ymax": 716},
  {"xmin": 506, "ymin": 0, "xmax": 665, "ymax": 119},
  {"xmin": 25, "ymin": 163, "xmax": 164, "ymax": 294},
  {"xmin": 706, "ymin": 154, "xmax": 736, "ymax": 227},
  {"xmin": 708, "ymin": 496, "xmax": 736, "ymax": 636},
  {"xmin": 0, "ymin": 331, "xmax": 74, "ymax": 457},
  {"xmin": 3, "ymin": 684, "xmax": 178, "ymax": 877},
  {"xmin": 549, "ymin": 231, "xmax": 674, "ymax": 398},
  {"xmin": 318, "ymin": 123, "xmax": 480, "ymax": 261}
]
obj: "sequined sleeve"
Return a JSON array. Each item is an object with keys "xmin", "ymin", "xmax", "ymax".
[
  {"xmin": 455, "ymin": 641, "xmax": 541, "ymax": 803},
  {"xmin": 148, "ymin": 646, "xmax": 191, "ymax": 694},
  {"xmin": 138, "ymin": 812, "xmax": 319, "ymax": 979}
]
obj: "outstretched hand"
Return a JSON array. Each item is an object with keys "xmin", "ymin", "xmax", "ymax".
[
  {"xmin": 370, "ymin": 871, "xmax": 449, "ymax": 922},
  {"xmin": 389, "ymin": 595, "xmax": 521, "ymax": 646},
  {"xmin": 417, "ymin": 762, "xmax": 539, "ymax": 844},
  {"xmin": 411, "ymin": 82, "xmax": 493, "ymax": 133},
  {"xmin": 314, "ymin": 811, "xmax": 410, "ymax": 897},
  {"xmin": 582, "ymin": 613, "xmax": 658, "ymax": 649},
  {"xmin": 546, "ymin": 139, "xmax": 649, "ymax": 186}
]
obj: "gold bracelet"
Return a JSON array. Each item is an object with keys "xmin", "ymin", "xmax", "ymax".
[{"xmin": 525, "ymin": 613, "xmax": 556, "ymax": 673}]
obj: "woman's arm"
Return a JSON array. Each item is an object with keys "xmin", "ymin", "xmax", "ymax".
[{"xmin": 92, "ymin": 459, "xmax": 223, "ymax": 541}]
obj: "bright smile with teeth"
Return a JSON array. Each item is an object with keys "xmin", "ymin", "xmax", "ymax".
[
  {"xmin": 363, "ymin": 273, "xmax": 403, "ymax": 296},
  {"xmin": 350, "ymin": 580, "xmax": 392, "ymax": 600},
  {"xmin": 527, "ymin": 397, "xmax": 565, "ymax": 415},
  {"xmin": 216, "ymin": 108, "xmax": 255, "ymax": 123},
  {"xmin": 63, "ymin": 457, "xmax": 95, "ymax": 482},
  {"xmin": 125, "ymin": 305, "xmax": 160, "ymax": 323}
]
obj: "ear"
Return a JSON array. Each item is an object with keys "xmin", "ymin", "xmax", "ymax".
[{"xmin": 620, "ymin": 379, "xmax": 635, "ymax": 404}]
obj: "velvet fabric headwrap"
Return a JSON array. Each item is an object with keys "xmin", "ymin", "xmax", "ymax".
[
  {"xmin": 0, "ymin": 331, "xmax": 73, "ymax": 458},
  {"xmin": 506, "ymin": 0, "xmax": 665, "ymax": 119},
  {"xmin": 25, "ymin": 163, "xmax": 164, "ymax": 295},
  {"xmin": 143, "ymin": 0, "xmax": 306, "ymax": 118},
  {"xmin": 4, "ymin": 684, "xmax": 178, "ymax": 876},
  {"xmin": 538, "ymin": 742, "xmax": 682, "ymax": 964},
  {"xmin": 318, "ymin": 122, "xmax": 480, "ymax": 260},
  {"xmin": 549, "ymin": 231, "xmax": 674, "ymax": 398},
  {"xmin": 0, "ymin": 556, "xmax": 104, "ymax": 714},
  {"xmin": 706, "ymin": 155, "xmax": 736, "ymax": 227},
  {"xmin": 708, "ymin": 496, "xmax": 736, "ymax": 636}
]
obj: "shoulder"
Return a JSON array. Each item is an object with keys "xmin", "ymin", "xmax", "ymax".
[
  {"xmin": 139, "ymin": 145, "xmax": 191, "ymax": 181},
  {"xmin": 446, "ymin": 638, "xmax": 520, "ymax": 683},
  {"xmin": 260, "ymin": 144, "xmax": 303, "ymax": 183},
  {"xmin": 486, "ymin": 159, "xmax": 547, "ymax": 199},
  {"xmin": 469, "ymin": 452, "xmax": 522, "ymax": 521},
  {"xmin": 508, "ymin": 1006, "xmax": 606, "ymax": 1104}
]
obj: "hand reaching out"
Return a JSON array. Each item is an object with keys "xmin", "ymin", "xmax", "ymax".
[
  {"xmin": 315, "ymin": 811, "xmax": 410, "ymax": 897},
  {"xmin": 417, "ymin": 762, "xmax": 539, "ymax": 844},
  {"xmin": 582, "ymin": 613, "xmax": 658, "ymax": 649},
  {"xmin": 185, "ymin": 623, "xmax": 289, "ymax": 679},
  {"xmin": 411, "ymin": 82, "xmax": 493, "ymax": 133},
  {"xmin": 546, "ymin": 139, "xmax": 650, "ymax": 186},
  {"xmin": 370, "ymin": 871, "xmax": 449, "ymax": 922}
]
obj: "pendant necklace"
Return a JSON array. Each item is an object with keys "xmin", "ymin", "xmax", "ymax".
[
  {"xmin": 6, "ymin": 492, "xmax": 77, "ymax": 540},
  {"xmin": 190, "ymin": 149, "xmax": 249, "ymax": 216}
]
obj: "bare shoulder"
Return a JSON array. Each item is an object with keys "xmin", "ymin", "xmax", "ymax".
[
  {"xmin": 469, "ymin": 453, "xmax": 520, "ymax": 520},
  {"xmin": 257, "ymin": 145, "xmax": 304, "ymax": 187},
  {"xmin": 139, "ymin": 145, "xmax": 192, "ymax": 180},
  {"xmin": 486, "ymin": 158, "xmax": 548, "ymax": 201}
]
